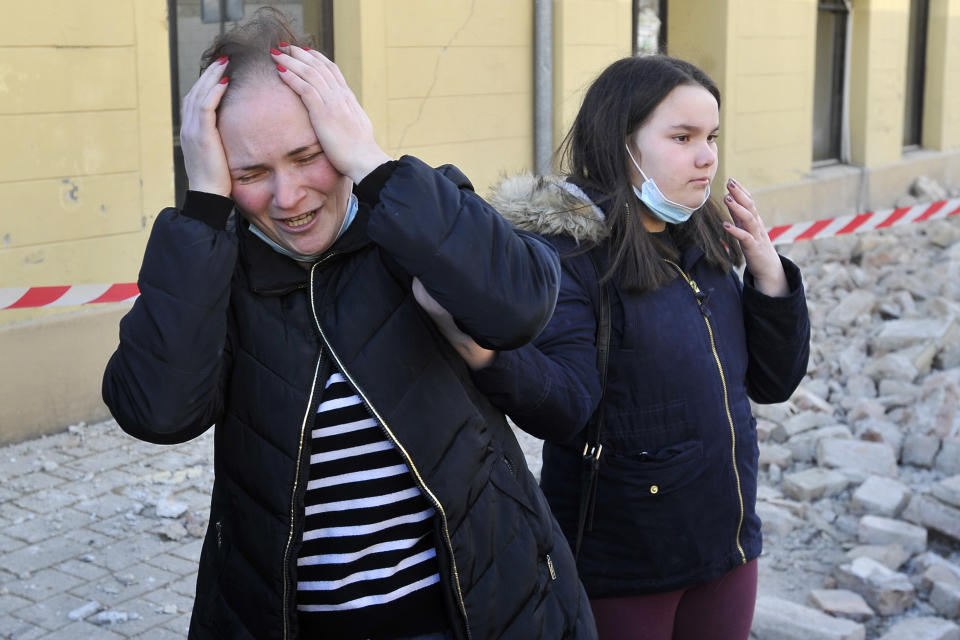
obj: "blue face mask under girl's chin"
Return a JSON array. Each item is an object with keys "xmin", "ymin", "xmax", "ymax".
[{"xmin": 625, "ymin": 145, "xmax": 710, "ymax": 225}]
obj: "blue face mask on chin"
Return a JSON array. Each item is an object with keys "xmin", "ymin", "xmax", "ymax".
[{"xmin": 626, "ymin": 145, "xmax": 710, "ymax": 225}]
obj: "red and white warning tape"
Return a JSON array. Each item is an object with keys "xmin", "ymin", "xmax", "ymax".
[
  {"xmin": 0, "ymin": 283, "xmax": 140, "ymax": 310},
  {"xmin": 767, "ymin": 197, "xmax": 960, "ymax": 244},
  {"xmin": 2, "ymin": 198, "xmax": 959, "ymax": 310}
]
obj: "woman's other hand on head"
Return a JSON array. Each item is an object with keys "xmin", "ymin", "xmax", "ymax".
[
  {"xmin": 180, "ymin": 57, "xmax": 233, "ymax": 197},
  {"xmin": 411, "ymin": 278, "xmax": 496, "ymax": 371},
  {"xmin": 721, "ymin": 178, "xmax": 789, "ymax": 297},
  {"xmin": 271, "ymin": 44, "xmax": 392, "ymax": 184}
]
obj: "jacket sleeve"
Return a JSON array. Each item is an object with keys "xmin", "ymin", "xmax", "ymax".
[
  {"xmin": 101, "ymin": 191, "xmax": 237, "ymax": 444},
  {"xmin": 359, "ymin": 155, "xmax": 561, "ymax": 350},
  {"xmin": 471, "ymin": 250, "xmax": 603, "ymax": 442},
  {"xmin": 740, "ymin": 255, "xmax": 811, "ymax": 404}
]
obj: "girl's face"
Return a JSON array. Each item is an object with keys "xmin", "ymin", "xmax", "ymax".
[
  {"xmin": 218, "ymin": 80, "xmax": 353, "ymax": 257},
  {"xmin": 627, "ymin": 84, "xmax": 720, "ymax": 210}
]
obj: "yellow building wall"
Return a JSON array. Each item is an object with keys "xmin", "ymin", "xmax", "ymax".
[
  {"xmin": 335, "ymin": 0, "xmax": 631, "ymax": 193},
  {"xmin": 923, "ymin": 0, "xmax": 960, "ymax": 150},
  {"xmin": 552, "ymin": 0, "xmax": 633, "ymax": 163},
  {"xmin": 335, "ymin": 0, "xmax": 536, "ymax": 195},
  {"xmin": 849, "ymin": 0, "xmax": 911, "ymax": 167},
  {"xmin": 668, "ymin": 0, "xmax": 818, "ymax": 191},
  {"xmin": 0, "ymin": 0, "xmax": 174, "ymax": 442},
  {"xmin": 0, "ymin": 0, "xmax": 173, "ymax": 323}
]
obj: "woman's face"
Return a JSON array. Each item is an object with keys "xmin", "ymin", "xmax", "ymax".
[
  {"xmin": 627, "ymin": 84, "xmax": 720, "ymax": 209},
  {"xmin": 218, "ymin": 80, "xmax": 353, "ymax": 256}
]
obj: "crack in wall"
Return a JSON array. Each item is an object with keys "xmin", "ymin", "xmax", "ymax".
[{"xmin": 394, "ymin": 0, "xmax": 478, "ymax": 151}]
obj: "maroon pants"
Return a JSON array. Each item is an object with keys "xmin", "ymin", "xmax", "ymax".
[{"xmin": 589, "ymin": 559, "xmax": 758, "ymax": 640}]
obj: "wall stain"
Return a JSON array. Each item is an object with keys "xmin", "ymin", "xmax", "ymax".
[{"xmin": 61, "ymin": 178, "xmax": 80, "ymax": 205}]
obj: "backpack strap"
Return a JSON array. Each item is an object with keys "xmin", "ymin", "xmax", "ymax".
[{"xmin": 574, "ymin": 250, "xmax": 611, "ymax": 562}]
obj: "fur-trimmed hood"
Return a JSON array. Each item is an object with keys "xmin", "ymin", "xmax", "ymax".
[{"xmin": 488, "ymin": 174, "xmax": 609, "ymax": 244}]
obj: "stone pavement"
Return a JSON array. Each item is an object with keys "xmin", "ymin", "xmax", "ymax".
[
  {"xmin": 0, "ymin": 420, "xmax": 214, "ymax": 639},
  {"xmin": 0, "ymin": 419, "xmax": 546, "ymax": 639}
]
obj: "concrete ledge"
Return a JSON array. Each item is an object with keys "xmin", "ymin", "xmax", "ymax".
[
  {"xmin": 0, "ymin": 304, "xmax": 129, "ymax": 445},
  {"xmin": 753, "ymin": 148, "xmax": 960, "ymax": 227}
]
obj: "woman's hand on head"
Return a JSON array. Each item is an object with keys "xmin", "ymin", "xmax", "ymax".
[
  {"xmin": 272, "ymin": 45, "xmax": 392, "ymax": 183},
  {"xmin": 411, "ymin": 278, "xmax": 496, "ymax": 371},
  {"xmin": 721, "ymin": 178, "xmax": 789, "ymax": 297},
  {"xmin": 180, "ymin": 57, "xmax": 233, "ymax": 197}
]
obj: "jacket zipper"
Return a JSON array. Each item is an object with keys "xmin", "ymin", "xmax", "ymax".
[
  {"xmin": 281, "ymin": 348, "xmax": 323, "ymax": 640},
  {"xmin": 665, "ymin": 260, "xmax": 747, "ymax": 565},
  {"xmin": 303, "ymin": 262, "xmax": 473, "ymax": 640}
]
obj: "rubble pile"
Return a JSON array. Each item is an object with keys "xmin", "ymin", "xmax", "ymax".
[{"xmin": 750, "ymin": 211, "xmax": 960, "ymax": 639}]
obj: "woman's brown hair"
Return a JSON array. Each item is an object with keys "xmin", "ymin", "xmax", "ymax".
[{"xmin": 199, "ymin": 7, "xmax": 310, "ymax": 102}]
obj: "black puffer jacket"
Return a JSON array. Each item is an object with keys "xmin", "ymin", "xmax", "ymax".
[{"xmin": 102, "ymin": 157, "xmax": 596, "ymax": 640}]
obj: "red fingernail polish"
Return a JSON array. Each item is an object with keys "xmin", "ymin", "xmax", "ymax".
[
  {"xmin": 276, "ymin": 64, "xmax": 287, "ymax": 73},
  {"xmin": 270, "ymin": 48, "xmax": 282, "ymax": 56},
  {"xmin": 278, "ymin": 41, "xmax": 289, "ymax": 47},
  {"xmin": 219, "ymin": 76, "xmax": 230, "ymax": 84},
  {"xmin": 217, "ymin": 56, "xmax": 228, "ymax": 65},
  {"xmin": 302, "ymin": 46, "xmax": 311, "ymax": 51}
]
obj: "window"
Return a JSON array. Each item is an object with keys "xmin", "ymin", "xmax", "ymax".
[
  {"xmin": 633, "ymin": 0, "xmax": 667, "ymax": 55},
  {"xmin": 812, "ymin": 0, "xmax": 849, "ymax": 163},
  {"xmin": 903, "ymin": 0, "xmax": 929, "ymax": 148},
  {"xmin": 167, "ymin": 0, "xmax": 333, "ymax": 206}
]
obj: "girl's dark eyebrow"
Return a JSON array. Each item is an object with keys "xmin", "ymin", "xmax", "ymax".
[{"xmin": 670, "ymin": 124, "xmax": 721, "ymax": 133}]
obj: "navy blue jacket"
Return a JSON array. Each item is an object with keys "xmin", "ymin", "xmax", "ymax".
[
  {"xmin": 473, "ymin": 175, "xmax": 810, "ymax": 596},
  {"xmin": 102, "ymin": 158, "xmax": 596, "ymax": 639}
]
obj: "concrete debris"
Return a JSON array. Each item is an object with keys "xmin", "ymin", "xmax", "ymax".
[
  {"xmin": 833, "ymin": 556, "xmax": 916, "ymax": 616},
  {"xmin": 752, "ymin": 595, "xmax": 866, "ymax": 639},
  {"xmin": 783, "ymin": 467, "xmax": 850, "ymax": 501},
  {"xmin": 808, "ymin": 588, "xmax": 876, "ymax": 622},
  {"xmin": 876, "ymin": 616, "xmax": 960, "ymax": 640},
  {"xmin": 745, "ymin": 215, "xmax": 960, "ymax": 638},
  {"xmin": 846, "ymin": 544, "xmax": 910, "ymax": 571},
  {"xmin": 852, "ymin": 476, "xmax": 911, "ymax": 518},
  {"xmin": 817, "ymin": 439, "xmax": 899, "ymax": 481},
  {"xmin": 930, "ymin": 580, "xmax": 960, "ymax": 619},
  {"xmin": 67, "ymin": 600, "xmax": 102, "ymax": 621},
  {"xmin": 155, "ymin": 492, "xmax": 189, "ymax": 519},
  {"xmin": 90, "ymin": 610, "xmax": 142, "ymax": 625},
  {"xmin": 857, "ymin": 515, "xmax": 927, "ymax": 555}
]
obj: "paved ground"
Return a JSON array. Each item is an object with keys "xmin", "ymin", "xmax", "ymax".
[
  {"xmin": 0, "ymin": 420, "xmax": 547, "ymax": 639},
  {"xmin": 0, "ymin": 420, "xmax": 213, "ymax": 639}
]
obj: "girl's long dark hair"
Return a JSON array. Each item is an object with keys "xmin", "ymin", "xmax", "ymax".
[{"xmin": 558, "ymin": 55, "xmax": 743, "ymax": 292}]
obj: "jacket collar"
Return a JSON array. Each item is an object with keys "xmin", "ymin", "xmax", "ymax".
[
  {"xmin": 488, "ymin": 174, "xmax": 608, "ymax": 244},
  {"xmin": 236, "ymin": 203, "xmax": 374, "ymax": 296},
  {"xmin": 490, "ymin": 173, "xmax": 709, "ymax": 272}
]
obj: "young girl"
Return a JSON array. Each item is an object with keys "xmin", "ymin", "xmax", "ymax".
[
  {"xmin": 417, "ymin": 55, "xmax": 810, "ymax": 640},
  {"xmin": 103, "ymin": 9, "xmax": 595, "ymax": 640}
]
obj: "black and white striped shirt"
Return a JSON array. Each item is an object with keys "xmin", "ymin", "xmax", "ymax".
[{"xmin": 296, "ymin": 369, "xmax": 446, "ymax": 638}]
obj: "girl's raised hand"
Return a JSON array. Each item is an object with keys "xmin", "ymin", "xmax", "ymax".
[
  {"xmin": 721, "ymin": 178, "xmax": 789, "ymax": 297},
  {"xmin": 271, "ymin": 44, "xmax": 391, "ymax": 183},
  {"xmin": 179, "ymin": 57, "xmax": 232, "ymax": 197}
]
